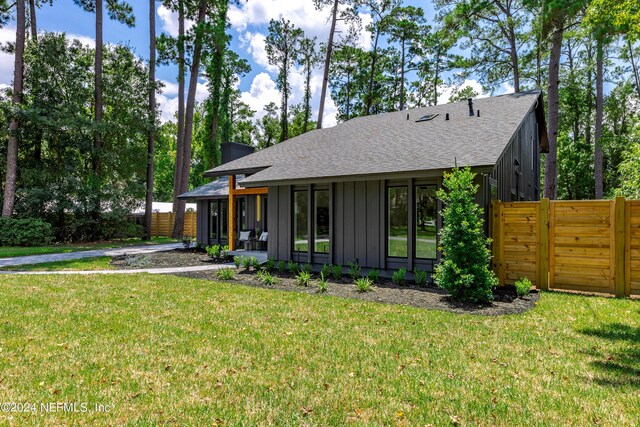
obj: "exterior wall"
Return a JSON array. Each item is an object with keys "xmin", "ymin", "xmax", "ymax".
[{"xmin": 196, "ymin": 200, "xmax": 208, "ymax": 245}]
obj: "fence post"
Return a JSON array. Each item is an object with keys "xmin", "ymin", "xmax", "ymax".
[
  {"xmin": 491, "ymin": 201, "xmax": 501, "ymax": 280},
  {"xmin": 614, "ymin": 197, "xmax": 626, "ymax": 297},
  {"xmin": 538, "ymin": 198, "xmax": 550, "ymax": 291},
  {"xmin": 625, "ymin": 200, "xmax": 631, "ymax": 297}
]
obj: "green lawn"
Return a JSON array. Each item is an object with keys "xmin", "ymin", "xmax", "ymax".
[
  {"xmin": 0, "ymin": 237, "xmax": 177, "ymax": 258},
  {"xmin": 0, "ymin": 275, "xmax": 639, "ymax": 425},
  {"xmin": 0, "ymin": 256, "xmax": 113, "ymax": 271}
]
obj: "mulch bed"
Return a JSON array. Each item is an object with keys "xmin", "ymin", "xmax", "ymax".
[
  {"xmin": 175, "ymin": 268, "xmax": 540, "ymax": 316},
  {"xmin": 110, "ymin": 248, "xmax": 228, "ymax": 269}
]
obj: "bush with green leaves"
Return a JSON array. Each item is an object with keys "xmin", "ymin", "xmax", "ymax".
[
  {"xmin": 317, "ymin": 272, "xmax": 329, "ymax": 293},
  {"xmin": 241, "ymin": 256, "xmax": 252, "ymax": 270},
  {"xmin": 277, "ymin": 260, "xmax": 287, "ymax": 273},
  {"xmin": 263, "ymin": 258, "xmax": 275, "ymax": 272},
  {"xmin": 288, "ymin": 261, "xmax": 299, "ymax": 275},
  {"xmin": 257, "ymin": 270, "xmax": 277, "ymax": 286},
  {"xmin": 514, "ymin": 277, "xmax": 532, "ymax": 297},
  {"xmin": 296, "ymin": 270, "xmax": 312, "ymax": 287},
  {"xmin": 0, "ymin": 217, "xmax": 54, "ymax": 246},
  {"xmin": 233, "ymin": 256, "xmax": 241, "ymax": 269},
  {"xmin": 392, "ymin": 268, "xmax": 407, "ymax": 285},
  {"xmin": 347, "ymin": 260, "xmax": 361, "ymax": 279},
  {"xmin": 354, "ymin": 277, "xmax": 373, "ymax": 293},
  {"xmin": 367, "ymin": 268, "xmax": 380, "ymax": 283},
  {"xmin": 301, "ymin": 263, "xmax": 312, "ymax": 274},
  {"xmin": 434, "ymin": 166, "xmax": 498, "ymax": 303},
  {"xmin": 331, "ymin": 264, "xmax": 343, "ymax": 281},
  {"xmin": 321, "ymin": 263, "xmax": 331, "ymax": 278},
  {"xmin": 413, "ymin": 269, "xmax": 428, "ymax": 287},
  {"xmin": 216, "ymin": 267, "xmax": 235, "ymax": 281},
  {"xmin": 250, "ymin": 256, "xmax": 260, "ymax": 269}
]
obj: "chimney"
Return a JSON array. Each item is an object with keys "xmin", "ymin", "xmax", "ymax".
[
  {"xmin": 221, "ymin": 142, "xmax": 255, "ymax": 165},
  {"xmin": 468, "ymin": 98, "xmax": 474, "ymax": 117}
]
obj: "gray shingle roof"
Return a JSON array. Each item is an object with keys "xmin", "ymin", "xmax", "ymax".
[
  {"xmin": 204, "ymin": 91, "xmax": 546, "ymax": 186},
  {"xmin": 177, "ymin": 175, "xmax": 244, "ymax": 199}
]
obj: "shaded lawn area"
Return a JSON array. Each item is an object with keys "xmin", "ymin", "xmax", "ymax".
[
  {"xmin": 0, "ymin": 237, "xmax": 177, "ymax": 258},
  {"xmin": 0, "ymin": 275, "xmax": 639, "ymax": 425},
  {"xmin": 0, "ymin": 256, "xmax": 113, "ymax": 271}
]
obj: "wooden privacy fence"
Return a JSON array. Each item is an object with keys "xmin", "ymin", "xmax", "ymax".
[
  {"xmin": 492, "ymin": 198, "xmax": 640, "ymax": 297},
  {"xmin": 150, "ymin": 212, "xmax": 197, "ymax": 237}
]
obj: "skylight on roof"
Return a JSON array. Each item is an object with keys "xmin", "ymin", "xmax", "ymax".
[{"xmin": 415, "ymin": 113, "xmax": 439, "ymax": 122}]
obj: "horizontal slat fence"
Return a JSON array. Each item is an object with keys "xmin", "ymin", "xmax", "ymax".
[
  {"xmin": 150, "ymin": 212, "xmax": 197, "ymax": 237},
  {"xmin": 493, "ymin": 197, "xmax": 639, "ymax": 298}
]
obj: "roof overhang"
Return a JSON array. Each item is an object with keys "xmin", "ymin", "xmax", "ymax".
[{"xmin": 203, "ymin": 166, "xmax": 268, "ymax": 178}]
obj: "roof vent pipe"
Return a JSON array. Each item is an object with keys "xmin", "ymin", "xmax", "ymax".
[
  {"xmin": 468, "ymin": 98, "xmax": 474, "ymax": 117},
  {"xmin": 445, "ymin": 113, "xmax": 450, "ymax": 121},
  {"xmin": 406, "ymin": 113, "xmax": 409, "ymax": 120},
  {"xmin": 477, "ymin": 110, "xmax": 480, "ymax": 117}
]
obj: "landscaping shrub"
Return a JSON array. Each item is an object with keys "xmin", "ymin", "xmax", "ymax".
[
  {"xmin": 355, "ymin": 277, "xmax": 373, "ymax": 293},
  {"xmin": 264, "ymin": 258, "xmax": 275, "ymax": 272},
  {"xmin": 367, "ymin": 268, "xmax": 380, "ymax": 283},
  {"xmin": 321, "ymin": 263, "xmax": 331, "ymax": 278},
  {"xmin": 515, "ymin": 277, "xmax": 532, "ymax": 297},
  {"xmin": 216, "ymin": 268, "xmax": 235, "ymax": 280},
  {"xmin": 392, "ymin": 268, "xmax": 406, "ymax": 285},
  {"xmin": 413, "ymin": 269, "xmax": 428, "ymax": 287},
  {"xmin": 317, "ymin": 272, "xmax": 328, "ymax": 293},
  {"xmin": 296, "ymin": 271, "xmax": 312, "ymax": 287},
  {"xmin": 347, "ymin": 260, "xmax": 361, "ymax": 279},
  {"xmin": 234, "ymin": 256, "xmax": 241, "ymax": 269},
  {"xmin": 301, "ymin": 263, "xmax": 312, "ymax": 274},
  {"xmin": 241, "ymin": 256, "xmax": 252, "ymax": 270},
  {"xmin": 277, "ymin": 260, "xmax": 287, "ymax": 273},
  {"xmin": 0, "ymin": 217, "xmax": 54, "ymax": 246},
  {"xmin": 434, "ymin": 166, "xmax": 498, "ymax": 303},
  {"xmin": 257, "ymin": 270, "xmax": 277, "ymax": 286},
  {"xmin": 250, "ymin": 256, "xmax": 260, "ymax": 270},
  {"xmin": 331, "ymin": 264, "xmax": 343, "ymax": 280},
  {"xmin": 288, "ymin": 261, "xmax": 299, "ymax": 275}
]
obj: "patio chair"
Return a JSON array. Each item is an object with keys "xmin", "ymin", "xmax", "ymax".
[
  {"xmin": 257, "ymin": 231, "xmax": 268, "ymax": 251},
  {"xmin": 239, "ymin": 230, "xmax": 253, "ymax": 250}
]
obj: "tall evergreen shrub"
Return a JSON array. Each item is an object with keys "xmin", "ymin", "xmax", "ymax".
[{"xmin": 434, "ymin": 167, "xmax": 498, "ymax": 302}]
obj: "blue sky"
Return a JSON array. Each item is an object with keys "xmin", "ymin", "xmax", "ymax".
[{"xmin": 1, "ymin": 0, "xmax": 489, "ymax": 126}]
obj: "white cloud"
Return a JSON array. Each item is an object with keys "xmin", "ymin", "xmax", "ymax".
[
  {"xmin": 240, "ymin": 31, "xmax": 277, "ymax": 72},
  {"xmin": 0, "ymin": 27, "xmax": 14, "ymax": 86},
  {"xmin": 157, "ymin": 4, "xmax": 195, "ymax": 37},
  {"xmin": 239, "ymin": 72, "xmax": 281, "ymax": 119},
  {"xmin": 156, "ymin": 79, "xmax": 209, "ymax": 123}
]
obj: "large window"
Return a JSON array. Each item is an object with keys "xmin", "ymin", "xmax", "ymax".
[
  {"xmin": 314, "ymin": 190, "xmax": 330, "ymax": 253},
  {"xmin": 238, "ymin": 198, "xmax": 247, "ymax": 231},
  {"xmin": 209, "ymin": 201, "xmax": 218, "ymax": 240},
  {"xmin": 387, "ymin": 186, "xmax": 408, "ymax": 257},
  {"xmin": 293, "ymin": 191, "xmax": 308, "ymax": 252},
  {"xmin": 415, "ymin": 185, "xmax": 437, "ymax": 259}
]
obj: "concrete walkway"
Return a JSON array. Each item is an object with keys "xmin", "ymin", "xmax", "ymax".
[
  {"xmin": 0, "ymin": 263, "xmax": 231, "ymax": 275},
  {"xmin": 0, "ymin": 243, "xmax": 184, "ymax": 268}
]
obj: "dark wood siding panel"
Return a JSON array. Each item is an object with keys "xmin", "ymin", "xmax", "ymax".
[
  {"xmin": 196, "ymin": 200, "xmax": 208, "ymax": 246},
  {"xmin": 343, "ymin": 181, "xmax": 355, "ymax": 263},
  {"xmin": 334, "ymin": 182, "xmax": 344, "ymax": 266},
  {"xmin": 278, "ymin": 185, "xmax": 291, "ymax": 260},
  {"xmin": 354, "ymin": 181, "xmax": 367, "ymax": 265},
  {"xmin": 267, "ymin": 186, "xmax": 279, "ymax": 260},
  {"xmin": 366, "ymin": 180, "xmax": 380, "ymax": 268}
]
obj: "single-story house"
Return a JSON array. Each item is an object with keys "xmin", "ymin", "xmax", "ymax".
[{"xmin": 183, "ymin": 90, "xmax": 548, "ymax": 276}]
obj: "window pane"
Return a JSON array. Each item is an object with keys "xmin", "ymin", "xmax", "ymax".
[
  {"xmin": 415, "ymin": 185, "xmax": 437, "ymax": 259},
  {"xmin": 220, "ymin": 201, "xmax": 228, "ymax": 239},
  {"xmin": 294, "ymin": 191, "xmax": 308, "ymax": 252},
  {"xmin": 209, "ymin": 201, "xmax": 218, "ymax": 240},
  {"xmin": 387, "ymin": 187, "xmax": 408, "ymax": 257},
  {"xmin": 314, "ymin": 190, "xmax": 330, "ymax": 253},
  {"xmin": 238, "ymin": 198, "xmax": 247, "ymax": 231}
]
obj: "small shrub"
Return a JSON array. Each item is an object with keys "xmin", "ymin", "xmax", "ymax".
[
  {"xmin": 123, "ymin": 254, "xmax": 151, "ymax": 268},
  {"xmin": 331, "ymin": 264, "xmax": 343, "ymax": 280},
  {"xmin": 515, "ymin": 277, "xmax": 532, "ymax": 297},
  {"xmin": 250, "ymin": 256, "xmax": 260, "ymax": 269},
  {"xmin": 354, "ymin": 277, "xmax": 373, "ymax": 293},
  {"xmin": 413, "ymin": 269, "xmax": 428, "ymax": 287},
  {"xmin": 392, "ymin": 268, "xmax": 407, "ymax": 285},
  {"xmin": 277, "ymin": 260, "xmax": 287, "ymax": 273},
  {"xmin": 0, "ymin": 217, "xmax": 54, "ymax": 246},
  {"xmin": 347, "ymin": 260, "xmax": 361, "ymax": 279},
  {"xmin": 317, "ymin": 272, "xmax": 328, "ymax": 293},
  {"xmin": 288, "ymin": 261, "xmax": 299, "ymax": 275},
  {"xmin": 367, "ymin": 268, "xmax": 380, "ymax": 283},
  {"xmin": 182, "ymin": 235, "xmax": 193, "ymax": 249},
  {"xmin": 216, "ymin": 267, "xmax": 235, "ymax": 280},
  {"xmin": 233, "ymin": 256, "xmax": 241, "ymax": 269},
  {"xmin": 241, "ymin": 256, "xmax": 252, "ymax": 270},
  {"xmin": 321, "ymin": 263, "xmax": 331, "ymax": 278},
  {"xmin": 257, "ymin": 270, "xmax": 277, "ymax": 286},
  {"xmin": 301, "ymin": 263, "xmax": 312, "ymax": 274},
  {"xmin": 296, "ymin": 270, "xmax": 312, "ymax": 287},
  {"xmin": 264, "ymin": 258, "xmax": 275, "ymax": 272}
]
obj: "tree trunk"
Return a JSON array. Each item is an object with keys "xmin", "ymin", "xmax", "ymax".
[
  {"xmin": 144, "ymin": 0, "xmax": 156, "ymax": 241},
  {"xmin": 2, "ymin": 0, "xmax": 25, "ymax": 217},
  {"xmin": 509, "ymin": 30, "xmax": 520, "ymax": 93},
  {"xmin": 594, "ymin": 39, "xmax": 604, "ymax": 199},
  {"xmin": 399, "ymin": 37, "xmax": 405, "ymax": 110},
  {"xmin": 172, "ymin": 1, "xmax": 207, "ymax": 238},
  {"xmin": 280, "ymin": 52, "xmax": 289, "ymax": 142},
  {"xmin": 433, "ymin": 54, "xmax": 440, "ymax": 105},
  {"xmin": 172, "ymin": 0, "xmax": 185, "ymax": 212},
  {"xmin": 28, "ymin": 0, "xmax": 36, "ymax": 40},
  {"xmin": 90, "ymin": 0, "xmax": 104, "ymax": 235},
  {"xmin": 365, "ymin": 27, "xmax": 380, "ymax": 116},
  {"xmin": 303, "ymin": 63, "xmax": 312, "ymax": 131},
  {"xmin": 628, "ymin": 39, "xmax": 640, "ymax": 100},
  {"xmin": 316, "ymin": 0, "xmax": 338, "ymax": 129},
  {"xmin": 207, "ymin": 0, "xmax": 227, "ymax": 169},
  {"xmin": 543, "ymin": 23, "xmax": 563, "ymax": 200}
]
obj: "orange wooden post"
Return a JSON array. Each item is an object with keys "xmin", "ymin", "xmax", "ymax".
[
  {"xmin": 614, "ymin": 196, "xmax": 626, "ymax": 297},
  {"xmin": 538, "ymin": 198, "xmax": 550, "ymax": 291},
  {"xmin": 228, "ymin": 175, "xmax": 236, "ymax": 251},
  {"xmin": 625, "ymin": 200, "xmax": 632, "ymax": 297}
]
